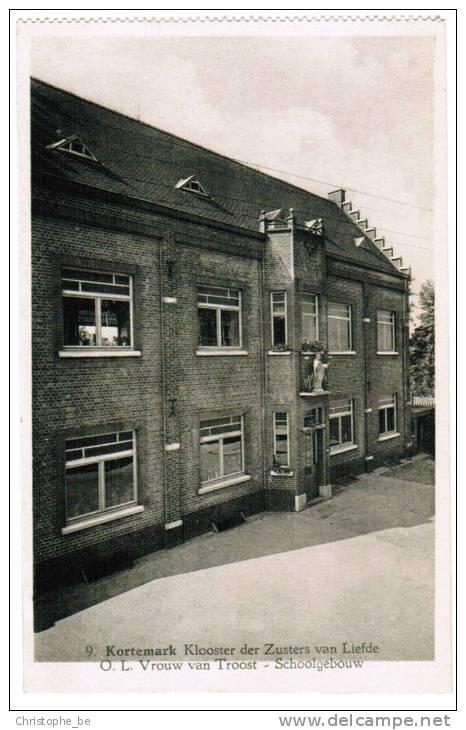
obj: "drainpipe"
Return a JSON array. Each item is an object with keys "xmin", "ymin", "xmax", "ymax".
[
  {"xmin": 362, "ymin": 281, "xmax": 370, "ymax": 467},
  {"xmin": 259, "ymin": 227, "xmax": 269, "ymax": 508},
  {"xmin": 159, "ymin": 242, "xmax": 169, "ymax": 525}
]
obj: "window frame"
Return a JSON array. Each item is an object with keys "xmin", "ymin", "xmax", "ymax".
[
  {"xmin": 301, "ymin": 293, "xmax": 319, "ymax": 343},
  {"xmin": 197, "ymin": 285, "xmax": 243, "ymax": 351},
  {"xmin": 378, "ymin": 395, "xmax": 397, "ymax": 437},
  {"xmin": 62, "ymin": 268, "xmax": 135, "ymax": 350},
  {"xmin": 328, "ymin": 302, "xmax": 353, "ymax": 354},
  {"xmin": 273, "ymin": 411, "xmax": 290, "ymax": 468},
  {"xmin": 329, "ymin": 398, "xmax": 355, "ymax": 453},
  {"xmin": 199, "ymin": 415, "xmax": 245, "ymax": 486},
  {"xmin": 377, "ymin": 310, "xmax": 396, "ymax": 353},
  {"xmin": 271, "ymin": 290, "xmax": 288, "ymax": 347},
  {"xmin": 64, "ymin": 429, "xmax": 138, "ymax": 525}
]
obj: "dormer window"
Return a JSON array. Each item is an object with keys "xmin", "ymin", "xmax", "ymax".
[
  {"xmin": 175, "ymin": 175, "xmax": 210, "ymax": 198},
  {"xmin": 46, "ymin": 135, "xmax": 98, "ymax": 162}
]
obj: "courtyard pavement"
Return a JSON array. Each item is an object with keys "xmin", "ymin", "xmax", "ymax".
[{"xmin": 35, "ymin": 460, "xmax": 435, "ymax": 663}]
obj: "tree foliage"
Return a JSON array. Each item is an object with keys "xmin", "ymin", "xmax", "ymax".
[{"xmin": 409, "ymin": 280, "xmax": 435, "ymax": 397}]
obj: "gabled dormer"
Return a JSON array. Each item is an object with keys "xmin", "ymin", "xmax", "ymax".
[
  {"xmin": 175, "ymin": 175, "xmax": 211, "ymax": 198},
  {"xmin": 46, "ymin": 135, "xmax": 98, "ymax": 162}
]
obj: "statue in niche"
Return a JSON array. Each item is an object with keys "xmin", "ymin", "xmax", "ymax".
[{"xmin": 312, "ymin": 352, "xmax": 329, "ymax": 393}]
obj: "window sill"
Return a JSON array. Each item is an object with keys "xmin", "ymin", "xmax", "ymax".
[
  {"xmin": 62, "ymin": 504, "xmax": 144, "ymax": 534},
  {"xmin": 268, "ymin": 350, "xmax": 292, "ymax": 356},
  {"xmin": 377, "ymin": 351, "xmax": 399, "ymax": 356},
  {"xmin": 378, "ymin": 432, "xmax": 401, "ymax": 442},
  {"xmin": 195, "ymin": 349, "xmax": 248, "ymax": 357},
  {"xmin": 328, "ymin": 351, "xmax": 356, "ymax": 356},
  {"xmin": 199, "ymin": 473, "xmax": 251, "ymax": 494},
  {"xmin": 330, "ymin": 443, "xmax": 358, "ymax": 456},
  {"xmin": 270, "ymin": 470, "xmax": 294, "ymax": 477},
  {"xmin": 59, "ymin": 350, "xmax": 142, "ymax": 358}
]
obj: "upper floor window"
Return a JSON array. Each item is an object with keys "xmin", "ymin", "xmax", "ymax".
[
  {"xmin": 271, "ymin": 291, "xmax": 287, "ymax": 347},
  {"xmin": 199, "ymin": 415, "xmax": 244, "ymax": 485},
  {"xmin": 175, "ymin": 175, "xmax": 210, "ymax": 198},
  {"xmin": 329, "ymin": 398, "xmax": 354, "ymax": 452},
  {"xmin": 378, "ymin": 395, "xmax": 397, "ymax": 436},
  {"xmin": 302, "ymin": 294, "xmax": 319, "ymax": 342},
  {"xmin": 65, "ymin": 430, "xmax": 137, "ymax": 523},
  {"xmin": 62, "ymin": 268, "xmax": 132, "ymax": 348},
  {"xmin": 197, "ymin": 285, "xmax": 241, "ymax": 349},
  {"xmin": 328, "ymin": 302, "xmax": 352, "ymax": 353},
  {"xmin": 377, "ymin": 310, "xmax": 396, "ymax": 353},
  {"xmin": 273, "ymin": 412, "xmax": 290, "ymax": 468}
]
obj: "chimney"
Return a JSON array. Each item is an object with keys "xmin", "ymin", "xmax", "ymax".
[{"xmin": 328, "ymin": 189, "xmax": 346, "ymax": 208}]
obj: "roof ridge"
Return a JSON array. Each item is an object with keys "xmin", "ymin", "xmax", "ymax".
[{"xmin": 31, "ymin": 76, "xmax": 337, "ymax": 208}]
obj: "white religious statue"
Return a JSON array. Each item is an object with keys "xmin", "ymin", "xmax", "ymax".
[{"xmin": 312, "ymin": 352, "xmax": 329, "ymax": 393}]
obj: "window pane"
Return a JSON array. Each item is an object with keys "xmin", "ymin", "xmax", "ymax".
[
  {"xmin": 379, "ymin": 409, "xmax": 386, "ymax": 434},
  {"xmin": 198, "ymin": 307, "xmax": 217, "ymax": 346},
  {"xmin": 84, "ymin": 440, "xmax": 133, "ymax": 458},
  {"xmin": 223, "ymin": 435, "xmax": 243, "ymax": 476},
  {"xmin": 386, "ymin": 406, "xmax": 395, "ymax": 432},
  {"xmin": 100, "ymin": 300, "xmax": 131, "ymax": 346},
  {"xmin": 273, "ymin": 315, "xmax": 286, "ymax": 346},
  {"xmin": 221, "ymin": 309, "xmax": 240, "ymax": 347},
  {"xmin": 63, "ymin": 297, "xmax": 96, "ymax": 346},
  {"xmin": 302, "ymin": 296, "xmax": 317, "ymax": 315},
  {"xmin": 200, "ymin": 440, "xmax": 221, "ymax": 482},
  {"xmin": 341, "ymin": 415, "xmax": 352, "ymax": 443},
  {"xmin": 274, "ymin": 434, "xmax": 289, "ymax": 466},
  {"xmin": 65, "ymin": 463, "xmax": 99, "ymax": 519},
  {"xmin": 329, "ymin": 418, "xmax": 340, "ymax": 447},
  {"xmin": 328, "ymin": 317, "xmax": 339, "ymax": 351},
  {"xmin": 328, "ymin": 303, "xmax": 349, "ymax": 318},
  {"xmin": 104, "ymin": 457, "xmax": 135, "ymax": 508},
  {"xmin": 302, "ymin": 310, "xmax": 318, "ymax": 342}
]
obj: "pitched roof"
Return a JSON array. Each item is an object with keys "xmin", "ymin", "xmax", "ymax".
[{"xmin": 31, "ymin": 78, "xmax": 402, "ymax": 275}]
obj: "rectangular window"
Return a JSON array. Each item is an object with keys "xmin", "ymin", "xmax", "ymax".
[
  {"xmin": 62, "ymin": 269, "xmax": 133, "ymax": 348},
  {"xmin": 273, "ymin": 412, "xmax": 290, "ymax": 467},
  {"xmin": 197, "ymin": 285, "xmax": 241, "ymax": 349},
  {"xmin": 271, "ymin": 291, "xmax": 287, "ymax": 347},
  {"xmin": 328, "ymin": 303, "xmax": 352, "ymax": 352},
  {"xmin": 377, "ymin": 310, "xmax": 396, "ymax": 352},
  {"xmin": 378, "ymin": 395, "xmax": 397, "ymax": 435},
  {"xmin": 64, "ymin": 430, "xmax": 137, "ymax": 523},
  {"xmin": 329, "ymin": 398, "xmax": 354, "ymax": 451},
  {"xmin": 302, "ymin": 294, "xmax": 319, "ymax": 342},
  {"xmin": 199, "ymin": 415, "xmax": 244, "ymax": 484}
]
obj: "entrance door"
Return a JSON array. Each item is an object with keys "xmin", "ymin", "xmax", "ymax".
[{"xmin": 303, "ymin": 409, "xmax": 324, "ymax": 500}]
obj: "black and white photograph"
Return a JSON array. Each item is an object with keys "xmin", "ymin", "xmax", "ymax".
[{"xmin": 12, "ymin": 12, "xmax": 454, "ymax": 704}]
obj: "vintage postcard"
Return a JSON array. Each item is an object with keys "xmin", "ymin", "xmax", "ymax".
[{"xmin": 14, "ymin": 12, "xmax": 453, "ymax": 702}]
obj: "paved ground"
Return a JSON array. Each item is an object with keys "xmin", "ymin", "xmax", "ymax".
[{"xmin": 35, "ymin": 457, "xmax": 435, "ymax": 663}]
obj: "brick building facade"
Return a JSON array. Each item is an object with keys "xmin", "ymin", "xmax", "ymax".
[{"xmin": 31, "ymin": 79, "xmax": 412, "ymax": 596}]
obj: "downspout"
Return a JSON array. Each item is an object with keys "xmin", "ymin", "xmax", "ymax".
[
  {"xmin": 362, "ymin": 281, "xmax": 370, "ymax": 467},
  {"xmin": 159, "ymin": 242, "xmax": 169, "ymax": 526},
  {"xmin": 259, "ymin": 231, "xmax": 269, "ymax": 508}
]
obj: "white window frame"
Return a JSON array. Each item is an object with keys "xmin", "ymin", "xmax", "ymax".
[
  {"xmin": 302, "ymin": 293, "xmax": 319, "ymax": 342},
  {"xmin": 378, "ymin": 395, "xmax": 397, "ymax": 437},
  {"xmin": 62, "ymin": 269, "xmax": 134, "ymax": 350},
  {"xmin": 329, "ymin": 399, "xmax": 356, "ymax": 454},
  {"xmin": 64, "ymin": 430, "xmax": 138, "ymax": 525},
  {"xmin": 328, "ymin": 302, "xmax": 353, "ymax": 354},
  {"xmin": 273, "ymin": 412, "xmax": 290, "ymax": 468},
  {"xmin": 197, "ymin": 286, "xmax": 242, "ymax": 351},
  {"xmin": 271, "ymin": 291, "xmax": 288, "ymax": 347},
  {"xmin": 199, "ymin": 415, "xmax": 245, "ymax": 486},
  {"xmin": 377, "ymin": 310, "xmax": 396, "ymax": 354}
]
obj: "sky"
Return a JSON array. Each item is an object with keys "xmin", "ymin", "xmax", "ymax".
[{"xmin": 31, "ymin": 35, "xmax": 435, "ymax": 317}]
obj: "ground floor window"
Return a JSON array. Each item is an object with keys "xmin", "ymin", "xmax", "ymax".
[
  {"xmin": 199, "ymin": 415, "xmax": 244, "ymax": 484},
  {"xmin": 273, "ymin": 412, "xmax": 290, "ymax": 467},
  {"xmin": 378, "ymin": 395, "xmax": 397, "ymax": 436},
  {"xmin": 329, "ymin": 398, "xmax": 354, "ymax": 451},
  {"xmin": 64, "ymin": 430, "xmax": 137, "ymax": 522}
]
